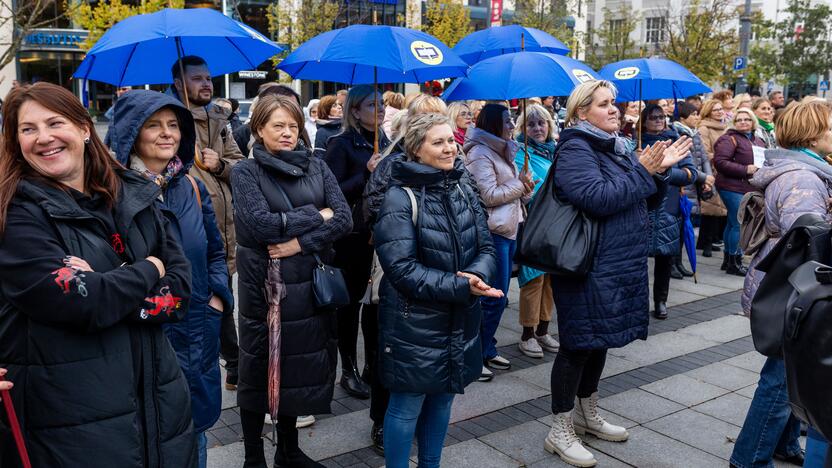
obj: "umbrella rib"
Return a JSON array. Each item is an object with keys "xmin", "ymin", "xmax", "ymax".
[
  {"xmin": 349, "ymin": 63, "xmax": 357, "ymax": 85},
  {"xmin": 225, "ymin": 37, "xmax": 257, "ymax": 69},
  {"xmin": 117, "ymin": 42, "xmax": 140, "ymax": 86}
]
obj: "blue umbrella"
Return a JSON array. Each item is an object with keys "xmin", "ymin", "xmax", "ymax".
[
  {"xmin": 73, "ymin": 8, "xmax": 284, "ymax": 86},
  {"xmin": 442, "ymin": 52, "xmax": 599, "ymax": 101},
  {"xmin": 277, "ymin": 24, "xmax": 468, "ymax": 85},
  {"xmin": 679, "ymin": 194, "xmax": 698, "ymax": 283},
  {"xmin": 598, "ymin": 57, "xmax": 711, "ymax": 103},
  {"xmin": 453, "ymin": 25, "xmax": 570, "ymax": 65}
]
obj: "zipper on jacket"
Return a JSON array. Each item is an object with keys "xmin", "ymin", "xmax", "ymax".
[{"xmin": 401, "ymin": 298, "xmax": 410, "ymax": 318}]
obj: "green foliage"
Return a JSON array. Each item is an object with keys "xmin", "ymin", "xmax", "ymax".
[
  {"xmin": 423, "ymin": 0, "xmax": 472, "ymax": 47},
  {"xmin": 266, "ymin": 0, "xmax": 341, "ymax": 80},
  {"xmin": 771, "ymin": 0, "xmax": 832, "ymax": 92},
  {"xmin": 70, "ymin": 0, "xmax": 183, "ymax": 51},
  {"xmin": 513, "ymin": 0, "xmax": 574, "ymax": 48},
  {"xmin": 746, "ymin": 13, "xmax": 778, "ymax": 89},
  {"xmin": 584, "ymin": 6, "xmax": 639, "ymax": 70}
]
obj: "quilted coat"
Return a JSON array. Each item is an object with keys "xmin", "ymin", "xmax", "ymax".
[
  {"xmin": 741, "ymin": 148, "xmax": 832, "ymax": 315},
  {"xmin": 550, "ymin": 127, "xmax": 666, "ymax": 350},
  {"xmin": 374, "ymin": 158, "xmax": 497, "ymax": 394},
  {"xmin": 232, "ymin": 143, "xmax": 353, "ymax": 415},
  {"xmin": 641, "ymin": 130, "xmax": 701, "ymax": 256},
  {"xmin": 673, "ymin": 121, "xmax": 714, "ymax": 216},
  {"xmin": 713, "ymin": 129, "xmax": 766, "ymax": 194}
]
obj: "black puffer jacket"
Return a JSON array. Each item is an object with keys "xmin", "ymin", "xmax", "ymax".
[
  {"xmin": 0, "ymin": 171, "xmax": 195, "ymax": 468},
  {"xmin": 232, "ymin": 143, "xmax": 352, "ymax": 415},
  {"xmin": 374, "ymin": 158, "xmax": 497, "ymax": 394}
]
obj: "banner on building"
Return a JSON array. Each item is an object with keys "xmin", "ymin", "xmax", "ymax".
[{"xmin": 490, "ymin": 0, "xmax": 503, "ymax": 26}]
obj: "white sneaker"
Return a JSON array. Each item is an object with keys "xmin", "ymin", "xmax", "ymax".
[
  {"xmin": 478, "ymin": 365, "xmax": 494, "ymax": 382},
  {"xmin": 544, "ymin": 411, "xmax": 597, "ymax": 467},
  {"xmin": 296, "ymin": 415, "xmax": 315, "ymax": 428},
  {"xmin": 486, "ymin": 355, "xmax": 511, "ymax": 370},
  {"xmin": 519, "ymin": 337, "xmax": 544, "ymax": 358},
  {"xmin": 535, "ymin": 333, "xmax": 560, "ymax": 353},
  {"xmin": 264, "ymin": 413, "xmax": 273, "ymax": 425},
  {"xmin": 573, "ymin": 392, "xmax": 629, "ymax": 442}
]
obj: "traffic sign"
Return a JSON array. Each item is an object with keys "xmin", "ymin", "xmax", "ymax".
[
  {"xmin": 733, "ymin": 56, "xmax": 747, "ymax": 71},
  {"xmin": 821, "ymin": 80, "xmax": 829, "ymax": 91}
]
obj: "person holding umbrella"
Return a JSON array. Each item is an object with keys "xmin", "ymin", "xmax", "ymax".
[
  {"xmin": 170, "ymin": 55, "xmax": 245, "ymax": 390},
  {"xmin": 231, "ymin": 95, "xmax": 352, "ymax": 468}
]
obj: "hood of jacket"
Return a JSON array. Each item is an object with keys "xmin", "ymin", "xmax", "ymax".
[
  {"xmin": 752, "ymin": 148, "xmax": 832, "ymax": 190},
  {"xmin": 112, "ymin": 90, "xmax": 196, "ymax": 170},
  {"xmin": 316, "ymin": 119, "xmax": 342, "ymax": 130},
  {"xmin": 390, "ymin": 156, "xmax": 465, "ymax": 188},
  {"xmin": 463, "ymin": 126, "xmax": 517, "ymax": 161},
  {"xmin": 672, "ymin": 121, "xmax": 697, "ymax": 137}
]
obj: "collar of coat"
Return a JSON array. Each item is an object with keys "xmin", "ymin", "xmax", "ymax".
[
  {"xmin": 251, "ymin": 142, "xmax": 312, "ymax": 177},
  {"xmin": 390, "ymin": 156, "xmax": 465, "ymax": 188},
  {"xmin": 463, "ymin": 126, "xmax": 518, "ymax": 163},
  {"xmin": 345, "ymin": 126, "xmax": 391, "ymax": 152}
]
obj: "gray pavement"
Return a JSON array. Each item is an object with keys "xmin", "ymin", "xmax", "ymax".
[{"xmin": 206, "ymin": 252, "xmax": 805, "ymax": 467}]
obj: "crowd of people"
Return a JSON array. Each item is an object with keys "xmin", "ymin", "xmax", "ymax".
[{"xmin": 0, "ymin": 52, "xmax": 829, "ymax": 468}]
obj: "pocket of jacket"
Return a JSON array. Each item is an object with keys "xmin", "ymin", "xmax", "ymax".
[{"xmin": 203, "ymin": 305, "xmax": 223, "ymax": 372}]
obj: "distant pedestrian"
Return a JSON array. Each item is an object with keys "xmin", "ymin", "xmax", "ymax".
[
  {"xmin": 713, "ymin": 89, "xmax": 735, "ymax": 122},
  {"xmin": 313, "ymin": 94, "xmax": 343, "ymax": 158},
  {"xmin": 447, "ymin": 101, "xmax": 472, "ymax": 147},
  {"xmin": 752, "ymin": 98, "xmax": 777, "ymax": 149},
  {"xmin": 304, "ymin": 98, "xmax": 320, "ymax": 145},
  {"xmin": 382, "ymin": 91, "xmax": 404, "ymax": 138},
  {"xmin": 768, "ymin": 90, "xmax": 786, "ymax": 109}
]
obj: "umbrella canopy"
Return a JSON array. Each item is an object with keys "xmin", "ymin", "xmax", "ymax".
[
  {"xmin": 679, "ymin": 195, "xmax": 698, "ymax": 282},
  {"xmin": 277, "ymin": 24, "xmax": 468, "ymax": 84},
  {"xmin": 453, "ymin": 25, "xmax": 570, "ymax": 65},
  {"xmin": 598, "ymin": 58, "xmax": 711, "ymax": 102},
  {"xmin": 442, "ymin": 52, "xmax": 599, "ymax": 101},
  {"xmin": 73, "ymin": 8, "xmax": 284, "ymax": 86}
]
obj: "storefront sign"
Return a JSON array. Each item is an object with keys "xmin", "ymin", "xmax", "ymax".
[
  {"xmin": 21, "ymin": 29, "xmax": 88, "ymax": 52},
  {"xmin": 238, "ymin": 70, "xmax": 268, "ymax": 79},
  {"xmin": 490, "ymin": 0, "xmax": 503, "ymax": 26}
]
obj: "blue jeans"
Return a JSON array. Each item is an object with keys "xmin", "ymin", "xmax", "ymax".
[
  {"xmin": 480, "ymin": 233, "xmax": 516, "ymax": 360},
  {"xmin": 384, "ymin": 392, "xmax": 455, "ymax": 468},
  {"xmin": 806, "ymin": 427, "xmax": 829, "ymax": 468},
  {"xmin": 197, "ymin": 431, "xmax": 207, "ymax": 468},
  {"xmin": 730, "ymin": 357, "xmax": 802, "ymax": 468},
  {"xmin": 719, "ymin": 189, "xmax": 745, "ymax": 255}
]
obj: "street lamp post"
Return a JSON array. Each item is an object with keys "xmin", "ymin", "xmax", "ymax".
[{"xmin": 737, "ymin": 0, "xmax": 752, "ymax": 93}]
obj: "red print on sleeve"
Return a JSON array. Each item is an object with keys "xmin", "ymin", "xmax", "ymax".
[{"xmin": 140, "ymin": 286, "xmax": 182, "ymax": 320}]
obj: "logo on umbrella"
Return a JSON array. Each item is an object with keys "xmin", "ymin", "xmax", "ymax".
[
  {"xmin": 572, "ymin": 69, "xmax": 595, "ymax": 83},
  {"xmin": 614, "ymin": 67, "xmax": 640, "ymax": 80},
  {"xmin": 410, "ymin": 41, "xmax": 444, "ymax": 66}
]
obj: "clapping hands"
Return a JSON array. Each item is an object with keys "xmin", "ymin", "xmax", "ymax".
[{"xmin": 639, "ymin": 136, "xmax": 693, "ymax": 175}]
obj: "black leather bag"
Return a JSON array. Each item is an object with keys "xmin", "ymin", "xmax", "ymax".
[
  {"xmin": 783, "ymin": 260, "xmax": 832, "ymax": 442},
  {"xmin": 515, "ymin": 152, "xmax": 598, "ymax": 277},
  {"xmin": 750, "ymin": 213, "xmax": 832, "ymax": 357}
]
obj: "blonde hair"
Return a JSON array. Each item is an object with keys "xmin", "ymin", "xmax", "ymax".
[
  {"xmin": 250, "ymin": 94, "xmax": 308, "ymax": 147},
  {"xmin": 699, "ymin": 99, "xmax": 723, "ymax": 121},
  {"xmin": 383, "ymin": 91, "xmax": 405, "ymax": 110},
  {"xmin": 404, "ymin": 92, "xmax": 423, "ymax": 109},
  {"xmin": 515, "ymin": 103, "xmax": 555, "ymax": 141},
  {"xmin": 775, "ymin": 100, "xmax": 831, "ymax": 149},
  {"xmin": 447, "ymin": 101, "xmax": 471, "ymax": 132},
  {"xmin": 731, "ymin": 108, "xmax": 759, "ymax": 132},
  {"xmin": 407, "ymin": 94, "xmax": 447, "ymax": 115},
  {"xmin": 734, "ymin": 93, "xmax": 752, "ymax": 110},
  {"xmin": 404, "ymin": 113, "xmax": 452, "ymax": 161},
  {"xmin": 565, "ymin": 80, "xmax": 616, "ymax": 127},
  {"xmin": 342, "ymin": 85, "xmax": 380, "ymax": 133}
]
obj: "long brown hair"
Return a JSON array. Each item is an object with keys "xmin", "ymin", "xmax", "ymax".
[{"xmin": 0, "ymin": 82, "xmax": 122, "ymax": 235}]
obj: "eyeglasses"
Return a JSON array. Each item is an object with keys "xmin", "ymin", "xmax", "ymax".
[
  {"xmin": 647, "ymin": 115, "xmax": 666, "ymax": 121},
  {"xmin": 735, "ymin": 118, "xmax": 753, "ymax": 123},
  {"xmin": 458, "ymin": 112, "xmax": 473, "ymax": 117},
  {"xmin": 713, "ymin": 107, "xmax": 724, "ymax": 112}
]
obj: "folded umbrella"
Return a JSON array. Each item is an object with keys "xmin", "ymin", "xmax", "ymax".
[
  {"xmin": 265, "ymin": 259, "xmax": 287, "ymax": 420},
  {"xmin": 679, "ymin": 194, "xmax": 698, "ymax": 284}
]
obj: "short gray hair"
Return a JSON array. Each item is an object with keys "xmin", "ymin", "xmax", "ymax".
[
  {"xmin": 565, "ymin": 80, "xmax": 617, "ymax": 127},
  {"xmin": 404, "ymin": 113, "xmax": 452, "ymax": 161}
]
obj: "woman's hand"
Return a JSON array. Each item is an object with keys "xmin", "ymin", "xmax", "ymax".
[
  {"xmin": 367, "ymin": 153, "xmax": 383, "ymax": 173},
  {"xmin": 457, "ymin": 272, "xmax": 504, "ymax": 298},
  {"xmin": 268, "ymin": 238, "xmax": 302, "ymax": 259},
  {"xmin": 319, "ymin": 208, "xmax": 334, "ymax": 222},
  {"xmin": 658, "ymin": 136, "xmax": 693, "ymax": 170},
  {"xmin": 64, "ymin": 256, "xmax": 93, "ymax": 272},
  {"xmin": 703, "ymin": 174, "xmax": 715, "ymax": 192},
  {"xmin": 638, "ymin": 141, "xmax": 669, "ymax": 175},
  {"xmin": 520, "ymin": 171, "xmax": 537, "ymax": 194},
  {"xmin": 208, "ymin": 294, "xmax": 224, "ymax": 312},
  {"xmin": 146, "ymin": 256, "xmax": 166, "ymax": 277},
  {"xmin": 747, "ymin": 165, "xmax": 759, "ymax": 175},
  {"xmin": 0, "ymin": 368, "xmax": 12, "ymax": 393}
]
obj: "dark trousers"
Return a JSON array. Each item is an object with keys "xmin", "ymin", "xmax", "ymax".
[
  {"xmin": 697, "ymin": 215, "xmax": 726, "ymax": 248},
  {"xmin": 550, "ymin": 347, "xmax": 608, "ymax": 413},
  {"xmin": 363, "ymin": 304, "xmax": 390, "ymax": 424},
  {"xmin": 221, "ymin": 277, "xmax": 239, "ymax": 379},
  {"xmin": 334, "ymin": 232, "xmax": 375, "ymax": 369},
  {"xmin": 653, "ymin": 254, "xmax": 673, "ymax": 304}
]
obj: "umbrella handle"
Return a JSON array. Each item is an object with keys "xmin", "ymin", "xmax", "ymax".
[{"xmin": 373, "ymin": 67, "xmax": 379, "ymax": 155}]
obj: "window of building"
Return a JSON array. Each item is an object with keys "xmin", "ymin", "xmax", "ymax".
[{"xmin": 645, "ymin": 16, "xmax": 666, "ymax": 43}]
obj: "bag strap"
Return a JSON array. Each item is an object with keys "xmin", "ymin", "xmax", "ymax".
[
  {"xmin": 402, "ymin": 187, "xmax": 418, "ymax": 226},
  {"xmin": 185, "ymin": 174, "xmax": 202, "ymax": 207},
  {"xmin": 1, "ymin": 377, "xmax": 32, "ymax": 468}
]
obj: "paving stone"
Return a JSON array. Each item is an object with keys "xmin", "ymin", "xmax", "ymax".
[
  {"xmin": 511, "ymin": 362, "xmax": 551, "ymax": 391},
  {"xmin": 440, "ymin": 439, "xmax": 521, "ymax": 467},
  {"xmin": 526, "ymin": 451, "xmax": 633, "ymax": 468},
  {"xmin": 735, "ymin": 384, "xmax": 758, "ymax": 399},
  {"xmin": 584, "ymin": 426, "xmax": 727, "ymax": 468},
  {"xmin": 722, "ymin": 352, "xmax": 766, "ymax": 373},
  {"xmin": 684, "ymin": 361, "xmax": 760, "ymax": 391},
  {"xmin": 640, "ymin": 374, "xmax": 730, "ymax": 407},
  {"xmin": 608, "ymin": 330, "xmax": 720, "ymax": 367},
  {"xmin": 498, "ymin": 406, "xmax": 535, "ymax": 424},
  {"xmin": 644, "ymin": 409, "xmax": 741, "ymax": 460},
  {"xmin": 333, "ymin": 452, "xmax": 361, "ymax": 466},
  {"xmin": 598, "ymin": 388, "xmax": 685, "ymax": 424},
  {"xmin": 450, "ymin": 375, "xmax": 548, "ymax": 423},
  {"xmin": 479, "ymin": 420, "xmax": 553, "ymax": 465},
  {"xmin": 693, "ymin": 392, "xmax": 752, "ymax": 427},
  {"xmin": 211, "ymin": 426, "xmax": 242, "ymax": 445},
  {"xmin": 455, "ymin": 419, "xmax": 491, "ymax": 438},
  {"xmin": 446, "ymin": 424, "xmax": 477, "ymax": 442},
  {"xmin": 296, "ymin": 409, "xmax": 374, "ymax": 461}
]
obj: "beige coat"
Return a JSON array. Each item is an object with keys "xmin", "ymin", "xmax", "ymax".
[
  {"xmin": 697, "ymin": 118, "xmax": 728, "ymax": 217},
  {"xmin": 188, "ymin": 104, "xmax": 244, "ymax": 275}
]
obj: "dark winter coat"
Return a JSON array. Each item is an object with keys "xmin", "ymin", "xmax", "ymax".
[
  {"xmin": 641, "ymin": 130, "xmax": 701, "ymax": 256},
  {"xmin": 374, "ymin": 158, "xmax": 497, "ymax": 394},
  {"xmin": 0, "ymin": 171, "xmax": 196, "ymax": 468},
  {"xmin": 232, "ymin": 143, "xmax": 352, "ymax": 415},
  {"xmin": 551, "ymin": 127, "xmax": 666, "ymax": 350},
  {"xmin": 673, "ymin": 122, "xmax": 713, "ymax": 216},
  {"xmin": 313, "ymin": 119, "xmax": 343, "ymax": 158},
  {"xmin": 714, "ymin": 128, "xmax": 766, "ymax": 194},
  {"xmin": 114, "ymin": 90, "xmax": 234, "ymax": 433}
]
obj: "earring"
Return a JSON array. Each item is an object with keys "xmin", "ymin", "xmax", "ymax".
[{"xmin": 84, "ymin": 137, "xmax": 90, "ymax": 144}]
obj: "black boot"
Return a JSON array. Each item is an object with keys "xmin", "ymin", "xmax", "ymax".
[
  {"xmin": 274, "ymin": 417, "xmax": 324, "ymax": 468},
  {"xmin": 371, "ymin": 423, "xmax": 384, "ymax": 454},
  {"xmin": 241, "ymin": 409, "xmax": 268, "ymax": 468},
  {"xmin": 711, "ymin": 242, "xmax": 721, "ymax": 252},
  {"xmin": 242, "ymin": 440, "xmax": 268, "ymax": 468},
  {"xmin": 726, "ymin": 255, "xmax": 748, "ymax": 277},
  {"xmin": 669, "ymin": 263, "xmax": 684, "ymax": 280},
  {"xmin": 721, "ymin": 252, "xmax": 730, "ymax": 271},
  {"xmin": 702, "ymin": 244, "xmax": 713, "ymax": 258},
  {"xmin": 674, "ymin": 256, "xmax": 694, "ymax": 277},
  {"xmin": 340, "ymin": 357, "xmax": 370, "ymax": 399},
  {"xmin": 653, "ymin": 301, "xmax": 668, "ymax": 320}
]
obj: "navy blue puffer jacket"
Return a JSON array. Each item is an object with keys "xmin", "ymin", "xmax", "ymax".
[
  {"xmin": 551, "ymin": 128, "xmax": 666, "ymax": 350},
  {"xmin": 374, "ymin": 159, "xmax": 497, "ymax": 394},
  {"xmin": 114, "ymin": 90, "xmax": 233, "ymax": 433}
]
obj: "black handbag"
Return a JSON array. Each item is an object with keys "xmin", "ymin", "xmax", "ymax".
[
  {"xmin": 272, "ymin": 178, "xmax": 350, "ymax": 310},
  {"xmin": 515, "ymin": 151, "xmax": 599, "ymax": 277},
  {"xmin": 750, "ymin": 213, "xmax": 832, "ymax": 357}
]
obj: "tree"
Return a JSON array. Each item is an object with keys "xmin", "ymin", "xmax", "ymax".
[
  {"xmin": 512, "ymin": 0, "xmax": 573, "ymax": 47},
  {"xmin": 70, "ymin": 0, "xmax": 183, "ymax": 52},
  {"xmin": 746, "ymin": 14, "xmax": 779, "ymax": 91},
  {"xmin": 0, "ymin": 0, "xmax": 77, "ymax": 71},
  {"xmin": 267, "ymin": 0, "xmax": 341, "ymax": 81},
  {"xmin": 423, "ymin": 0, "xmax": 472, "ymax": 47},
  {"xmin": 584, "ymin": 6, "xmax": 639, "ymax": 70},
  {"xmin": 772, "ymin": 0, "xmax": 832, "ymax": 95},
  {"xmin": 660, "ymin": 0, "xmax": 738, "ymax": 87}
]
